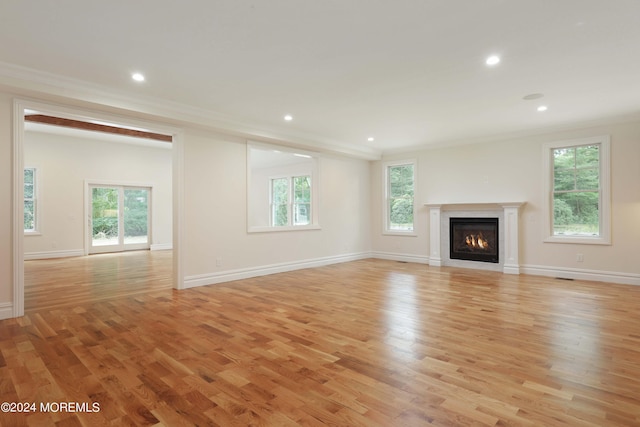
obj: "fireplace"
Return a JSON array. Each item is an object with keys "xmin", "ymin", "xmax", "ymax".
[
  {"xmin": 426, "ymin": 202, "xmax": 524, "ymax": 274},
  {"xmin": 449, "ymin": 217, "xmax": 499, "ymax": 263}
]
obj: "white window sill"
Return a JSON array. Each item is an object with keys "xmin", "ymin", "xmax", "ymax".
[
  {"xmin": 383, "ymin": 230, "xmax": 417, "ymax": 237},
  {"xmin": 248, "ymin": 224, "xmax": 321, "ymax": 233},
  {"xmin": 24, "ymin": 231, "xmax": 41, "ymax": 236},
  {"xmin": 544, "ymin": 235, "xmax": 611, "ymax": 245}
]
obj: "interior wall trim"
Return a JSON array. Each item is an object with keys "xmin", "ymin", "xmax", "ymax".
[
  {"xmin": 371, "ymin": 251, "xmax": 429, "ymax": 264},
  {"xmin": 521, "ymin": 264, "xmax": 640, "ymax": 286},
  {"xmin": 12, "ymin": 97, "xmax": 185, "ymax": 318},
  {"xmin": 0, "ymin": 303, "xmax": 13, "ymax": 320},
  {"xmin": 184, "ymin": 252, "xmax": 371, "ymax": 289},
  {"xmin": 24, "ymin": 250, "xmax": 84, "ymax": 260}
]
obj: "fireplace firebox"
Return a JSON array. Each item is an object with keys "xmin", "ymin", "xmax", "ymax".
[{"xmin": 449, "ymin": 217, "xmax": 499, "ymax": 263}]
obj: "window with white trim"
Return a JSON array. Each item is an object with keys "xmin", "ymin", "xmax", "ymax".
[
  {"xmin": 543, "ymin": 136, "xmax": 610, "ymax": 244},
  {"xmin": 384, "ymin": 160, "xmax": 416, "ymax": 234},
  {"xmin": 24, "ymin": 167, "xmax": 38, "ymax": 233},
  {"xmin": 247, "ymin": 142, "xmax": 320, "ymax": 233},
  {"xmin": 270, "ymin": 175, "xmax": 312, "ymax": 227}
]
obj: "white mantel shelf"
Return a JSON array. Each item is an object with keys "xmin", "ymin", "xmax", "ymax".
[
  {"xmin": 424, "ymin": 202, "xmax": 526, "ymax": 209},
  {"xmin": 425, "ymin": 202, "xmax": 526, "ymax": 274}
]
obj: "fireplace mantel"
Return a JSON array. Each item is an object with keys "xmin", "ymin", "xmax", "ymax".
[
  {"xmin": 424, "ymin": 202, "xmax": 525, "ymax": 210},
  {"xmin": 424, "ymin": 202, "xmax": 526, "ymax": 274}
]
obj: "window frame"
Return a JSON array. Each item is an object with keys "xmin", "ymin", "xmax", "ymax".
[
  {"xmin": 269, "ymin": 174, "xmax": 312, "ymax": 228},
  {"xmin": 23, "ymin": 167, "xmax": 41, "ymax": 235},
  {"xmin": 247, "ymin": 141, "xmax": 320, "ymax": 233},
  {"xmin": 383, "ymin": 159, "xmax": 417, "ymax": 236},
  {"xmin": 542, "ymin": 135, "xmax": 611, "ymax": 245},
  {"xmin": 292, "ymin": 175, "xmax": 311, "ymax": 226}
]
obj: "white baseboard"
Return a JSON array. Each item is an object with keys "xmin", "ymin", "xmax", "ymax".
[
  {"xmin": 377, "ymin": 253, "xmax": 639, "ymax": 286},
  {"xmin": 0, "ymin": 302, "xmax": 13, "ymax": 320},
  {"xmin": 151, "ymin": 243, "xmax": 173, "ymax": 251},
  {"xmin": 184, "ymin": 252, "xmax": 371, "ymax": 289},
  {"xmin": 24, "ymin": 249, "xmax": 84, "ymax": 260},
  {"xmin": 371, "ymin": 251, "xmax": 429, "ymax": 264},
  {"xmin": 521, "ymin": 264, "xmax": 640, "ymax": 286},
  {"xmin": 428, "ymin": 257, "xmax": 442, "ymax": 267}
]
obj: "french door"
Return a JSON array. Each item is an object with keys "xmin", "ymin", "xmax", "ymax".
[{"xmin": 89, "ymin": 185, "xmax": 151, "ymax": 254}]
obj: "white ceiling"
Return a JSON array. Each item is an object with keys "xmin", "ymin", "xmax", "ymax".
[{"xmin": 2, "ymin": 1, "xmax": 640, "ymax": 157}]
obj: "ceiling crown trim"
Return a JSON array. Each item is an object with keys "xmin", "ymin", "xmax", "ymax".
[{"xmin": 0, "ymin": 61, "xmax": 381, "ymax": 160}]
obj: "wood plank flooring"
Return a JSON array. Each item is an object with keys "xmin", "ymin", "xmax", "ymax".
[
  {"xmin": 24, "ymin": 250, "xmax": 173, "ymax": 312},
  {"xmin": 2, "ymin": 255, "xmax": 640, "ymax": 426}
]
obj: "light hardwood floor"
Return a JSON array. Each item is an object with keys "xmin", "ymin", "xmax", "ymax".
[
  {"xmin": 2, "ymin": 253, "xmax": 640, "ymax": 426},
  {"xmin": 24, "ymin": 250, "xmax": 173, "ymax": 312}
]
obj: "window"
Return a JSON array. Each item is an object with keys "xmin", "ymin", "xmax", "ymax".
[
  {"xmin": 543, "ymin": 136, "xmax": 610, "ymax": 244},
  {"xmin": 24, "ymin": 168, "xmax": 38, "ymax": 233},
  {"xmin": 384, "ymin": 160, "xmax": 416, "ymax": 234},
  {"xmin": 247, "ymin": 142, "xmax": 319, "ymax": 232},
  {"xmin": 270, "ymin": 175, "xmax": 312, "ymax": 227},
  {"xmin": 293, "ymin": 176, "xmax": 311, "ymax": 225}
]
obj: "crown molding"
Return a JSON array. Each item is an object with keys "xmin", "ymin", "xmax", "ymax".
[
  {"xmin": 382, "ymin": 111, "xmax": 640, "ymax": 156},
  {"xmin": 0, "ymin": 61, "xmax": 381, "ymax": 160}
]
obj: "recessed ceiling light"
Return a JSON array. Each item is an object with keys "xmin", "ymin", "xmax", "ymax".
[
  {"xmin": 523, "ymin": 93, "xmax": 544, "ymax": 100},
  {"xmin": 485, "ymin": 55, "xmax": 500, "ymax": 66},
  {"xmin": 132, "ymin": 72, "xmax": 145, "ymax": 82},
  {"xmin": 367, "ymin": 137, "xmax": 375, "ymax": 142},
  {"xmin": 284, "ymin": 114, "xmax": 293, "ymax": 121},
  {"xmin": 537, "ymin": 105, "xmax": 548, "ymax": 112}
]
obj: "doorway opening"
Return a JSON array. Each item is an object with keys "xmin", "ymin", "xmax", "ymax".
[{"xmin": 13, "ymin": 99, "xmax": 184, "ymax": 317}]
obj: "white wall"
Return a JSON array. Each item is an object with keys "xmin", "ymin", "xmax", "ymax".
[
  {"xmin": 23, "ymin": 130, "xmax": 173, "ymax": 257},
  {"xmin": 182, "ymin": 128, "xmax": 371, "ymax": 285},
  {"xmin": 373, "ymin": 121, "xmax": 640, "ymax": 282}
]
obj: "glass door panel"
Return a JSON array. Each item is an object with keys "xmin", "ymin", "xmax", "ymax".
[
  {"xmin": 124, "ymin": 188, "xmax": 149, "ymax": 245},
  {"xmin": 91, "ymin": 187, "xmax": 120, "ymax": 248},
  {"xmin": 89, "ymin": 185, "xmax": 151, "ymax": 254}
]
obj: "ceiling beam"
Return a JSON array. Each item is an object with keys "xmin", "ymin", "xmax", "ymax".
[{"xmin": 24, "ymin": 114, "xmax": 173, "ymax": 142}]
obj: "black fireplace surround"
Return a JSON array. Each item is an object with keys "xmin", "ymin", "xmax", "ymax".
[{"xmin": 449, "ymin": 217, "xmax": 499, "ymax": 263}]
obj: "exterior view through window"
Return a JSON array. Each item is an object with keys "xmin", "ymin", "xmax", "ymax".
[
  {"xmin": 387, "ymin": 162, "xmax": 415, "ymax": 232},
  {"xmin": 24, "ymin": 168, "xmax": 36, "ymax": 232},
  {"xmin": 271, "ymin": 175, "xmax": 311, "ymax": 227},
  {"xmin": 552, "ymin": 144, "xmax": 600, "ymax": 236},
  {"xmin": 90, "ymin": 185, "xmax": 151, "ymax": 253}
]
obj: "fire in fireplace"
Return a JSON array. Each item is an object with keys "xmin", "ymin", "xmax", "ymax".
[{"xmin": 449, "ymin": 217, "xmax": 499, "ymax": 263}]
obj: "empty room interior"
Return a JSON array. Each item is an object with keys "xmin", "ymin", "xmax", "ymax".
[{"xmin": 1, "ymin": 1, "xmax": 639, "ymax": 426}]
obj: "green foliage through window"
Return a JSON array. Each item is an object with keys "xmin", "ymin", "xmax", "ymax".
[
  {"xmin": 271, "ymin": 176, "xmax": 311, "ymax": 227},
  {"xmin": 24, "ymin": 168, "xmax": 36, "ymax": 232},
  {"xmin": 271, "ymin": 178, "xmax": 289, "ymax": 227},
  {"xmin": 92, "ymin": 187, "xmax": 119, "ymax": 238},
  {"xmin": 124, "ymin": 189, "xmax": 149, "ymax": 237},
  {"xmin": 293, "ymin": 176, "xmax": 311, "ymax": 225},
  {"xmin": 552, "ymin": 144, "xmax": 600, "ymax": 236},
  {"xmin": 387, "ymin": 163, "xmax": 414, "ymax": 231}
]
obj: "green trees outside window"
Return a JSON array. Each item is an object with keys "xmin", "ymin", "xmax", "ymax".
[
  {"xmin": 271, "ymin": 175, "xmax": 311, "ymax": 227},
  {"xmin": 92, "ymin": 187, "xmax": 149, "ymax": 241},
  {"xmin": 293, "ymin": 176, "xmax": 311, "ymax": 225},
  {"xmin": 92, "ymin": 187, "xmax": 119, "ymax": 238},
  {"xmin": 123, "ymin": 189, "xmax": 149, "ymax": 238},
  {"xmin": 552, "ymin": 144, "xmax": 600, "ymax": 236},
  {"xmin": 271, "ymin": 178, "xmax": 289, "ymax": 227},
  {"xmin": 24, "ymin": 168, "xmax": 36, "ymax": 232},
  {"xmin": 387, "ymin": 163, "xmax": 414, "ymax": 231}
]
